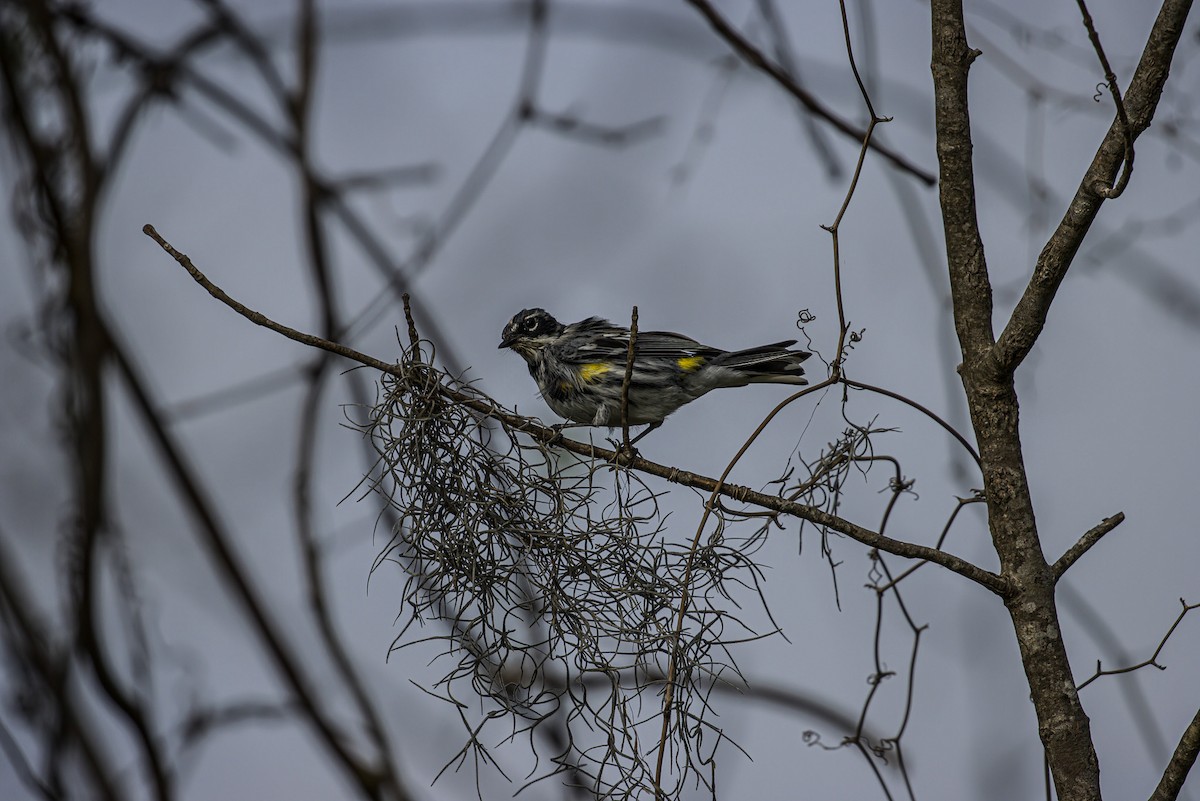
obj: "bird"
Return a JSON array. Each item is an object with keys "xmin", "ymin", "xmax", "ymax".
[{"xmin": 499, "ymin": 308, "xmax": 812, "ymax": 442}]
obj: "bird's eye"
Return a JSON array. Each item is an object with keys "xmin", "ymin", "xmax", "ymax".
[{"xmin": 524, "ymin": 318, "xmax": 539, "ymax": 332}]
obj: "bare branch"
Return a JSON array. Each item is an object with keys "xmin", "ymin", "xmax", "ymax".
[
  {"xmin": 0, "ymin": 532, "xmax": 120, "ymax": 800},
  {"xmin": 875, "ymin": 494, "xmax": 985, "ymax": 592},
  {"xmin": 681, "ymin": 0, "xmax": 936, "ymax": 185},
  {"xmin": 931, "ymin": 0, "xmax": 995, "ymax": 365},
  {"xmin": 1077, "ymin": 599, "xmax": 1199, "ymax": 691},
  {"xmin": 929, "ymin": 2, "xmax": 1156, "ymax": 798},
  {"xmin": 753, "ymin": 0, "xmax": 842, "ymax": 180},
  {"xmin": 620, "ymin": 306, "xmax": 638, "ymax": 452},
  {"xmin": 1150, "ymin": 706, "xmax": 1200, "ymax": 801},
  {"xmin": 843, "ymin": 379, "xmax": 981, "ymax": 470},
  {"xmin": 143, "ymin": 225, "xmax": 1006, "ymax": 594},
  {"xmin": 994, "ymin": 0, "xmax": 1195, "ymax": 374},
  {"xmin": 105, "ymin": 322, "xmax": 404, "ymax": 798},
  {"xmin": 1074, "ymin": 0, "xmax": 1134, "ymax": 199},
  {"xmin": 0, "ymin": 714, "xmax": 55, "ymax": 801},
  {"xmin": 1052, "ymin": 512, "xmax": 1126, "ymax": 580},
  {"xmin": 523, "ymin": 107, "xmax": 665, "ymax": 146},
  {"xmin": 143, "ymin": 224, "xmax": 387, "ymax": 368}
]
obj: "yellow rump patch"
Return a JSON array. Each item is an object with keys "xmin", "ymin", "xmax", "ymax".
[
  {"xmin": 579, "ymin": 363, "xmax": 612, "ymax": 382},
  {"xmin": 676, "ymin": 356, "xmax": 706, "ymax": 372}
]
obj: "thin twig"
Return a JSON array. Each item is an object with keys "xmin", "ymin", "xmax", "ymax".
[
  {"xmin": 681, "ymin": 0, "xmax": 935, "ymax": 185},
  {"xmin": 620, "ymin": 306, "xmax": 638, "ymax": 453},
  {"xmin": 401, "ymin": 293, "xmax": 420, "ymax": 350},
  {"xmin": 819, "ymin": 0, "xmax": 891, "ymax": 378},
  {"xmin": 874, "ymin": 495, "xmax": 985, "ymax": 593},
  {"xmin": 1074, "ymin": 0, "xmax": 1134, "ymax": 198},
  {"xmin": 754, "ymin": 0, "xmax": 841, "ymax": 179},
  {"xmin": 842, "ymin": 379, "xmax": 981, "ymax": 471},
  {"xmin": 1077, "ymin": 598, "xmax": 1199, "ymax": 690},
  {"xmin": 993, "ymin": 0, "xmax": 1193, "ymax": 373},
  {"xmin": 655, "ymin": 5, "xmax": 935, "ymax": 790}
]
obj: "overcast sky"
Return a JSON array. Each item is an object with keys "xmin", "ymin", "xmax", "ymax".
[{"xmin": 2, "ymin": 1, "xmax": 1199, "ymax": 799}]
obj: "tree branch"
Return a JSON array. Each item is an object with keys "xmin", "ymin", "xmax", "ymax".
[
  {"xmin": 1074, "ymin": 0, "xmax": 1134, "ymax": 199},
  {"xmin": 929, "ymin": 2, "xmax": 1146, "ymax": 798},
  {"xmin": 1052, "ymin": 512, "xmax": 1125, "ymax": 580},
  {"xmin": 682, "ymin": 0, "xmax": 936, "ymax": 185},
  {"xmin": 994, "ymin": 0, "xmax": 1194, "ymax": 373},
  {"xmin": 0, "ymin": 533, "xmax": 120, "ymax": 801},
  {"xmin": 1151, "ymin": 706, "xmax": 1200, "ymax": 801},
  {"xmin": 143, "ymin": 224, "xmax": 1006, "ymax": 594},
  {"xmin": 1077, "ymin": 599, "xmax": 1199, "ymax": 691},
  {"xmin": 930, "ymin": 0, "xmax": 995, "ymax": 367},
  {"xmin": 102, "ymin": 301, "xmax": 406, "ymax": 798},
  {"xmin": 843, "ymin": 378, "xmax": 981, "ymax": 470}
]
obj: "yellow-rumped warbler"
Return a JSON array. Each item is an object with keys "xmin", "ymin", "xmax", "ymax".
[{"xmin": 499, "ymin": 308, "xmax": 812, "ymax": 437}]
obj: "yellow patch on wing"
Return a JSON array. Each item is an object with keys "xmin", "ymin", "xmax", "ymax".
[
  {"xmin": 579, "ymin": 363, "xmax": 612, "ymax": 382},
  {"xmin": 676, "ymin": 356, "xmax": 706, "ymax": 372}
]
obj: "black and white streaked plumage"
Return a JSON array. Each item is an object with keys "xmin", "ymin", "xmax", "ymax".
[{"xmin": 499, "ymin": 308, "xmax": 812, "ymax": 431}]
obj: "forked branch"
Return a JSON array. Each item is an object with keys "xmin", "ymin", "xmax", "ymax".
[
  {"xmin": 994, "ymin": 0, "xmax": 1194, "ymax": 373},
  {"xmin": 1077, "ymin": 598, "xmax": 1199, "ymax": 691}
]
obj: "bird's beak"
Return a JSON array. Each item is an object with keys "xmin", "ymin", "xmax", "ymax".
[{"xmin": 498, "ymin": 333, "xmax": 513, "ymax": 350}]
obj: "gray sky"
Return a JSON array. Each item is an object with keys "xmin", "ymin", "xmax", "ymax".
[{"xmin": 2, "ymin": 1, "xmax": 1199, "ymax": 799}]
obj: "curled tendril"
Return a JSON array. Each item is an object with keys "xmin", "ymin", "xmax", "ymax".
[
  {"xmin": 887, "ymin": 476, "xmax": 918, "ymax": 500},
  {"xmin": 866, "ymin": 670, "xmax": 895, "ymax": 687}
]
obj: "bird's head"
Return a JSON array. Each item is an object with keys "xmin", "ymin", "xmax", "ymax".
[{"xmin": 498, "ymin": 308, "xmax": 564, "ymax": 358}]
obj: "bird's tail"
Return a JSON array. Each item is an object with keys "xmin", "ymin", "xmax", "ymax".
[{"xmin": 716, "ymin": 340, "xmax": 812, "ymax": 385}]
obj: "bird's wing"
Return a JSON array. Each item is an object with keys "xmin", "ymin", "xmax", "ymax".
[
  {"xmin": 634, "ymin": 331, "xmax": 722, "ymax": 358},
  {"xmin": 558, "ymin": 318, "xmax": 722, "ymax": 363}
]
